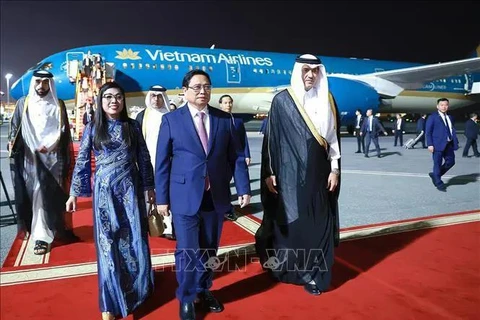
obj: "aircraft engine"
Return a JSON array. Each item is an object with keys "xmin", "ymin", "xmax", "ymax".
[{"xmin": 328, "ymin": 76, "xmax": 380, "ymax": 133}]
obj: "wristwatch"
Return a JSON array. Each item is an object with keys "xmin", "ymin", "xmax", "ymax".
[{"xmin": 331, "ymin": 168, "xmax": 340, "ymax": 176}]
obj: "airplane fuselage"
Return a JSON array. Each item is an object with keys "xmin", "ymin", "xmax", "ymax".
[{"xmin": 10, "ymin": 44, "xmax": 478, "ymax": 127}]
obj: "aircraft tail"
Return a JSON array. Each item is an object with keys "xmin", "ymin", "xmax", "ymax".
[
  {"xmin": 468, "ymin": 44, "xmax": 480, "ymax": 58},
  {"xmin": 466, "ymin": 44, "xmax": 480, "ymax": 95}
]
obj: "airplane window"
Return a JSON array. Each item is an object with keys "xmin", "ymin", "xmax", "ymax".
[
  {"xmin": 122, "ymin": 63, "xmax": 128, "ymax": 69},
  {"xmin": 259, "ymin": 69, "xmax": 264, "ymax": 74},
  {"xmin": 168, "ymin": 65, "xmax": 172, "ymax": 70},
  {"xmin": 202, "ymin": 66, "xmax": 206, "ymax": 71},
  {"xmin": 253, "ymin": 68, "xmax": 257, "ymax": 73},
  {"xmin": 195, "ymin": 66, "xmax": 200, "ymax": 70},
  {"xmin": 189, "ymin": 65, "xmax": 193, "ymax": 71},
  {"xmin": 277, "ymin": 69, "xmax": 281, "ymax": 74},
  {"xmin": 266, "ymin": 69, "xmax": 270, "ymax": 74},
  {"xmin": 271, "ymin": 69, "xmax": 275, "ymax": 74},
  {"xmin": 138, "ymin": 63, "xmax": 143, "ymax": 69},
  {"xmin": 130, "ymin": 63, "xmax": 135, "ymax": 69},
  {"xmin": 288, "ymin": 70, "xmax": 292, "ymax": 75},
  {"xmin": 209, "ymin": 66, "xmax": 213, "ymax": 71},
  {"xmin": 152, "ymin": 64, "xmax": 157, "ymax": 69},
  {"xmin": 145, "ymin": 64, "xmax": 150, "ymax": 69},
  {"xmin": 174, "ymin": 65, "xmax": 179, "ymax": 71},
  {"xmin": 284, "ymin": 70, "xmax": 287, "ymax": 75},
  {"xmin": 160, "ymin": 64, "xmax": 165, "ymax": 70}
]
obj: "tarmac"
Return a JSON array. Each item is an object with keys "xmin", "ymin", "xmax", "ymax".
[{"xmin": 1, "ymin": 121, "xmax": 479, "ymax": 265}]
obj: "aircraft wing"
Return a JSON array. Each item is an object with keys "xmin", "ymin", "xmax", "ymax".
[
  {"xmin": 330, "ymin": 57, "xmax": 480, "ymax": 98},
  {"xmin": 370, "ymin": 57, "xmax": 480, "ymax": 87}
]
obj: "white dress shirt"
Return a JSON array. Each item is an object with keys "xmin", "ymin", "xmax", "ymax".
[
  {"xmin": 438, "ymin": 111, "xmax": 453, "ymax": 141},
  {"xmin": 187, "ymin": 103, "xmax": 210, "ymax": 139}
]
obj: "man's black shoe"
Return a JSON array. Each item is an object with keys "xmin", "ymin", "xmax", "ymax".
[
  {"xmin": 180, "ymin": 302, "xmax": 195, "ymax": 320},
  {"xmin": 198, "ymin": 290, "xmax": 224, "ymax": 313},
  {"xmin": 304, "ymin": 283, "xmax": 322, "ymax": 296},
  {"xmin": 436, "ymin": 184, "xmax": 447, "ymax": 192},
  {"xmin": 224, "ymin": 211, "xmax": 238, "ymax": 221}
]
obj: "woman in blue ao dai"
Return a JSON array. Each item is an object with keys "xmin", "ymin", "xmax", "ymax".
[{"xmin": 66, "ymin": 82, "xmax": 155, "ymax": 320}]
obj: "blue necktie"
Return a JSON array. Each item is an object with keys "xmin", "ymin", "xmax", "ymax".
[{"xmin": 444, "ymin": 115, "xmax": 452, "ymax": 140}]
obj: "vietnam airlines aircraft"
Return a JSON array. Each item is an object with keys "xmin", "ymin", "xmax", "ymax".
[{"xmin": 9, "ymin": 43, "xmax": 480, "ymax": 129}]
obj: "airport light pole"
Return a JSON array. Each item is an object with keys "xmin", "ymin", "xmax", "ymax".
[{"xmin": 5, "ymin": 73, "xmax": 13, "ymax": 111}]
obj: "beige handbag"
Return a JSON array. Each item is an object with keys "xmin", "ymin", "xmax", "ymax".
[{"xmin": 148, "ymin": 204, "xmax": 165, "ymax": 237}]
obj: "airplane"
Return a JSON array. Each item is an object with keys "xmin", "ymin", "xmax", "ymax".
[{"xmin": 9, "ymin": 43, "xmax": 480, "ymax": 133}]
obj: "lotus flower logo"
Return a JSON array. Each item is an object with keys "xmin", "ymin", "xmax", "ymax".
[{"xmin": 115, "ymin": 48, "xmax": 142, "ymax": 60}]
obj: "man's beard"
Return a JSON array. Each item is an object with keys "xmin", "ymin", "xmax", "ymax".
[{"xmin": 35, "ymin": 88, "xmax": 50, "ymax": 97}]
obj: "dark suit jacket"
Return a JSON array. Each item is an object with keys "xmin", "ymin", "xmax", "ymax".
[
  {"xmin": 259, "ymin": 118, "xmax": 268, "ymax": 134},
  {"xmin": 393, "ymin": 119, "xmax": 405, "ymax": 132},
  {"xmin": 155, "ymin": 104, "xmax": 251, "ymax": 216},
  {"xmin": 354, "ymin": 115, "xmax": 364, "ymax": 130},
  {"xmin": 416, "ymin": 118, "xmax": 426, "ymax": 133},
  {"xmin": 83, "ymin": 111, "xmax": 94, "ymax": 125},
  {"xmin": 464, "ymin": 119, "xmax": 479, "ymax": 139},
  {"xmin": 361, "ymin": 116, "xmax": 386, "ymax": 137},
  {"xmin": 426, "ymin": 112, "xmax": 459, "ymax": 151}
]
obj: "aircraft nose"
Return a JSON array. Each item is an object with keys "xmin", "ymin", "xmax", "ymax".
[{"xmin": 10, "ymin": 76, "xmax": 28, "ymax": 100}]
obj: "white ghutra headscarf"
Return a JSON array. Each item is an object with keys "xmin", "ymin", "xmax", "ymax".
[
  {"xmin": 142, "ymin": 85, "xmax": 170, "ymax": 169},
  {"xmin": 22, "ymin": 70, "xmax": 62, "ymax": 158},
  {"xmin": 290, "ymin": 54, "xmax": 340, "ymax": 167}
]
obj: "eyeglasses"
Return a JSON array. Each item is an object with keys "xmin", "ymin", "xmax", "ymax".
[
  {"xmin": 102, "ymin": 94, "xmax": 124, "ymax": 101},
  {"xmin": 188, "ymin": 84, "xmax": 212, "ymax": 93}
]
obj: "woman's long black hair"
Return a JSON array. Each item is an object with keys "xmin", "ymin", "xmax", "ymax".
[{"xmin": 93, "ymin": 81, "xmax": 135, "ymax": 151}]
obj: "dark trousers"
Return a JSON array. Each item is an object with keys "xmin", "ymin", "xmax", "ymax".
[
  {"xmin": 173, "ymin": 191, "xmax": 224, "ymax": 303},
  {"xmin": 365, "ymin": 132, "xmax": 380, "ymax": 156},
  {"xmin": 394, "ymin": 131, "xmax": 403, "ymax": 146},
  {"xmin": 463, "ymin": 138, "xmax": 479, "ymax": 156},
  {"xmin": 431, "ymin": 142, "xmax": 455, "ymax": 186},
  {"xmin": 355, "ymin": 129, "xmax": 364, "ymax": 152}
]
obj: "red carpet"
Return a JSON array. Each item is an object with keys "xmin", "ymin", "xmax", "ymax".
[
  {"xmin": 1, "ymin": 221, "xmax": 479, "ymax": 319},
  {"xmin": 2, "ymin": 196, "xmax": 255, "ymax": 269},
  {"xmin": 2, "ymin": 140, "xmax": 255, "ymax": 269}
]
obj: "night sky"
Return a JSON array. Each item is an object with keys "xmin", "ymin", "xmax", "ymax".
[{"xmin": 1, "ymin": 1, "xmax": 479, "ymax": 93}]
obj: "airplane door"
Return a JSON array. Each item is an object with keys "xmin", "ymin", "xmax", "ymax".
[
  {"xmin": 105, "ymin": 62, "xmax": 116, "ymax": 81},
  {"xmin": 464, "ymin": 74, "xmax": 472, "ymax": 92},
  {"xmin": 225, "ymin": 61, "xmax": 241, "ymax": 84},
  {"xmin": 66, "ymin": 52, "xmax": 84, "ymax": 81}
]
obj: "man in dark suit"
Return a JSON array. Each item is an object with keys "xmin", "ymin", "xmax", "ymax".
[
  {"xmin": 360, "ymin": 109, "xmax": 388, "ymax": 158},
  {"xmin": 155, "ymin": 70, "xmax": 251, "ymax": 320},
  {"xmin": 259, "ymin": 116, "xmax": 268, "ymax": 135},
  {"xmin": 392, "ymin": 113, "xmax": 405, "ymax": 146},
  {"xmin": 462, "ymin": 112, "xmax": 480, "ymax": 157},
  {"xmin": 354, "ymin": 108, "xmax": 365, "ymax": 153},
  {"xmin": 82, "ymin": 104, "xmax": 94, "ymax": 125},
  {"xmin": 412, "ymin": 114, "xmax": 427, "ymax": 148},
  {"xmin": 426, "ymin": 98, "xmax": 459, "ymax": 192},
  {"xmin": 218, "ymin": 94, "xmax": 251, "ymax": 221}
]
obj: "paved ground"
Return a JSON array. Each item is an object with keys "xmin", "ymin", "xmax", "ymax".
[{"xmin": 1, "ymin": 122, "xmax": 479, "ymax": 265}]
